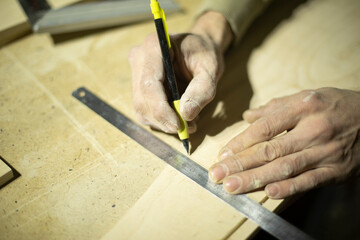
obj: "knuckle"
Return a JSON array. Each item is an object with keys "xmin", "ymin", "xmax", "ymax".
[
  {"xmin": 288, "ymin": 182, "xmax": 298, "ymax": 195},
  {"xmin": 256, "ymin": 119, "xmax": 275, "ymax": 139},
  {"xmin": 229, "ymin": 137, "xmax": 245, "ymax": 153},
  {"xmin": 301, "ymin": 90, "xmax": 323, "ymax": 111},
  {"xmin": 280, "ymin": 161, "xmax": 294, "ymax": 178},
  {"xmin": 259, "ymin": 141, "xmax": 278, "ymax": 161},
  {"xmin": 318, "ymin": 116, "xmax": 332, "ymax": 132},
  {"xmin": 307, "ymin": 174, "xmax": 320, "ymax": 189},
  {"xmin": 279, "ymin": 153, "xmax": 306, "ymax": 178},
  {"xmin": 292, "ymin": 152, "xmax": 307, "ymax": 169},
  {"xmin": 142, "ymin": 78, "xmax": 154, "ymax": 89},
  {"xmin": 233, "ymin": 158, "xmax": 244, "ymax": 172},
  {"xmin": 300, "ymin": 89, "xmax": 314, "ymax": 97},
  {"xmin": 249, "ymin": 175, "xmax": 262, "ymax": 189},
  {"xmin": 312, "ymin": 115, "xmax": 334, "ymax": 139},
  {"xmin": 268, "ymin": 97, "xmax": 280, "ymax": 107}
]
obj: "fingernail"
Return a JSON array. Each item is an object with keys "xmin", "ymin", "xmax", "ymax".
[
  {"xmin": 266, "ymin": 184, "xmax": 279, "ymax": 198},
  {"xmin": 224, "ymin": 176, "xmax": 242, "ymax": 193},
  {"xmin": 218, "ymin": 148, "xmax": 233, "ymax": 161},
  {"xmin": 209, "ymin": 164, "xmax": 228, "ymax": 183}
]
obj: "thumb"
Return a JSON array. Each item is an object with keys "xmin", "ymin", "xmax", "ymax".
[{"xmin": 179, "ymin": 71, "xmax": 217, "ymax": 121}]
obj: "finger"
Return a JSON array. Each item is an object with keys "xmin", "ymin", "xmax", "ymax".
[
  {"xmin": 243, "ymin": 90, "xmax": 320, "ymax": 123},
  {"xmin": 187, "ymin": 120, "xmax": 197, "ymax": 134},
  {"xmin": 143, "ymin": 83, "xmax": 180, "ymax": 132},
  {"xmin": 210, "ymin": 140, "xmax": 293, "ymax": 183},
  {"xmin": 210, "ymin": 131, "xmax": 310, "ymax": 184},
  {"xmin": 243, "ymin": 97, "xmax": 288, "ymax": 123},
  {"xmin": 133, "ymin": 84, "xmax": 180, "ymax": 133},
  {"xmin": 130, "ymin": 36, "xmax": 180, "ymax": 133},
  {"xmin": 243, "ymin": 105, "xmax": 269, "ymax": 124},
  {"xmin": 210, "ymin": 120, "xmax": 337, "ymax": 184},
  {"xmin": 218, "ymin": 110, "xmax": 300, "ymax": 162},
  {"xmin": 220, "ymin": 148, "xmax": 318, "ymax": 193},
  {"xmin": 265, "ymin": 167, "xmax": 336, "ymax": 199},
  {"xmin": 179, "ymin": 71, "xmax": 217, "ymax": 121},
  {"xmin": 178, "ymin": 35, "xmax": 222, "ymax": 121},
  {"xmin": 129, "ymin": 34, "xmax": 162, "ymax": 82}
]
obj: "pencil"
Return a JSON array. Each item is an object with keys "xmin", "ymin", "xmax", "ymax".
[{"xmin": 150, "ymin": 0, "xmax": 190, "ymax": 154}]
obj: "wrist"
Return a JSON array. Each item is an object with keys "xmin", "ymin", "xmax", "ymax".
[{"xmin": 190, "ymin": 11, "xmax": 234, "ymax": 54}]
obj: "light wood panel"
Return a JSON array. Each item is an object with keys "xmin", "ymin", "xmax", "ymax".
[
  {"xmin": 1, "ymin": 0, "xmax": 359, "ymax": 239},
  {"xmin": 229, "ymin": 0, "xmax": 360, "ymax": 238},
  {"xmin": 103, "ymin": 0, "xmax": 360, "ymax": 239},
  {"xmin": 0, "ymin": 0, "xmax": 82, "ymax": 46},
  {"xmin": 0, "ymin": 0, "xmax": 30, "ymax": 46},
  {"xmin": 248, "ymin": 0, "xmax": 360, "ymax": 108},
  {"xmin": 0, "ymin": 159, "xmax": 13, "ymax": 187}
]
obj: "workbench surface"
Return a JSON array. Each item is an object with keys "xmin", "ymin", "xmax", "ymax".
[{"xmin": 1, "ymin": 0, "xmax": 359, "ymax": 239}]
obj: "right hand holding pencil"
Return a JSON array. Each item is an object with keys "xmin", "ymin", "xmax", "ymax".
[{"xmin": 129, "ymin": 11, "xmax": 233, "ymax": 134}]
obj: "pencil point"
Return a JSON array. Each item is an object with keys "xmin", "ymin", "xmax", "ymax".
[{"xmin": 182, "ymin": 139, "xmax": 190, "ymax": 155}]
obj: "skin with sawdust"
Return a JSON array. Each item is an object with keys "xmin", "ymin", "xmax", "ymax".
[{"xmin": 129, "ymin": 11, "xmax": 360, "ymax": 199}]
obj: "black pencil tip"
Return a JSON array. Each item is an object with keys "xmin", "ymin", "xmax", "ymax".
[{"xmin": 182, "ymin": 139, "xmax": 190, "ymax": 155}]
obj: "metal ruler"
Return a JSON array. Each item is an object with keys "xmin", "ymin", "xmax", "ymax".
[{"xmin": 72, "ymin": 87, "xmax": 313, "ymax": 240}]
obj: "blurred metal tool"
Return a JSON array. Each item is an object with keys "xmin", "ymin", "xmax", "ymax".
[
  {"xmin": 17, "ymin": 0, "xmax": 180, "ymax": 34},
  {"xmin": 72, "ymin": 87, "xmax": 314, "ymax": 240}
]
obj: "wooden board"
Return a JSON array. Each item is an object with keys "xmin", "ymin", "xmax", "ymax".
[
  {"xmin": 0, "ymin": 0, "xmax": 359, "ymax": 239},
  {"xmin": 247, "ymin": 0, "xmax": 360, "ymax": 108},
  {"xmin": 0, "ymin": 0, "xmax": 30, "ymax": 47},
  {"xmin": 0, "ymin": 158, "xmax": 13, "ymax": 187},
  {"xmin": 103, "ymin": 0, "xmax": 360, "ymax": 239},
  {"xmin": 230, "ymin": 0, "xmax": 360, "ymax": 237},
  {"xmin": 0, "ymin": 0, "xmax": 82, "ymax": 47}
]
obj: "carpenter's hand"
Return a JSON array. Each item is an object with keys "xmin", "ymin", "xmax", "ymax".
[
  {"xmin": 209, "ymin": 88, "xmax": 360, "ymax": 198},
  {"xmin": 129, "ymin": 11, "xmax": 232, "ymax": 134}
]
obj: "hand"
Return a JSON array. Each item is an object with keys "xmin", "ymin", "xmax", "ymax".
[
  {"xmin": 129, "ymin": 12, "xmax": 233, "ymax": 134},
  {"xmin": 208, "ymin": 88, "xmax": 360, "ymax": 198}
]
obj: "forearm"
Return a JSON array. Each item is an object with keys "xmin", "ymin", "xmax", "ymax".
[
  {"xmin": 196, "ymin": 0, "xmax": 272, "ymax": 45},
  {"xmin": 190, "ymin": 11, "xmax": 234, "ymax": 54}
]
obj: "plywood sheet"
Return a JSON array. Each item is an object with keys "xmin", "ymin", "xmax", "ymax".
[
  {"xmin": 0, "ymin": 158, "xmax": 13, "ymax": 187},
  {"xmin": 0, "ymin": 0, "xmax": 30, "ymax": 46},
  {"xmin": 0, "ymin": 0, "xmax": 81, "ymax": 46},
  {"xmin": 1, "ymin": 0, "xmax": 359, "ymax": 239}
]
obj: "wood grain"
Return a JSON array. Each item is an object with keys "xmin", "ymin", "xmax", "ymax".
[
  {"xmin": 0, "ymin": 0, "xmax": 359, "ymax": 239},
  {"xmin": 248, "ymin": 0, "xmax": 360, "ymax": 109},
  {"xmin": 104, "ymin": 0, "xmax": 360, "ymax": 239},
  {"xmin": 0, "ymin": 159, "xmax": 13, "ymax": 187},
  {"xmin": 0, "ymin": 0, "xmax": 82, "ymax": 46},
  {"xmin": 0, "ymin": 0, "xmax": 30, "ymax": 47},
  {"xmin": 229, "ymin": 0, "xmax": 360, "ymax": 237}
]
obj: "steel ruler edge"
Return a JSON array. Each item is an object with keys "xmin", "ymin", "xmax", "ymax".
[{"xmin": 72, "ymin": 87, "xmax": 313, "ymax": 240}]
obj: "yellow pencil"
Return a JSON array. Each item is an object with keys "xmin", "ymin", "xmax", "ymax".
[{"xmin": 150, "ymin": 0, "xmax": 190, "ymax": 154}]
